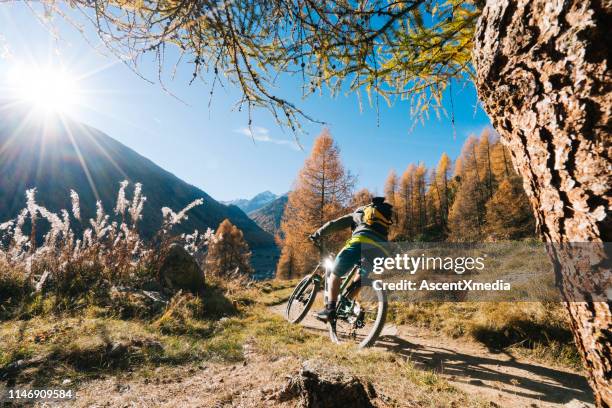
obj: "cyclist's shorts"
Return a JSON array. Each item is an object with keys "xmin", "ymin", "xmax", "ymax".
[
  {"xmin": 332, "ymin": 242, "xmax": 362, "ymax": 277},
  {"xmin": 331, "ymin": 238, "xmax": 387, "ymax": 278}
]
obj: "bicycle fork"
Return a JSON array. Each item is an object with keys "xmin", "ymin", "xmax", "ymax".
[{"xmin": 323, "ymin": 267, "xmax": 339, "ymax": 342}]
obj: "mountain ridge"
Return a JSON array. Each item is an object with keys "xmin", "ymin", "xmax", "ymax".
[
  {"xmin": 248, "ymin": 194, "xmax": 289, "ymax": 235},
  {"xmin": 224, "ymin": 191, "xmax": 279, "ymax": 214},
  {"xmin": 0, "ymin": 103, "xmax": 275, "ymax": 252}
]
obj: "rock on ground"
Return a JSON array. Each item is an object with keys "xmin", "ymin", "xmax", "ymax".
[
  {"xmin": 276, "ymin": 359, "xmax": 377, "ymax": 408},
  {"xmin": 159, "ymin": 244, "xmax": 205, "ymax": 295}
]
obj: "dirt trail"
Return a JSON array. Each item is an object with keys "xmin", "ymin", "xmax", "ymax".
[{"xmin": 270, "ymin": 303, "xmax": 595, "ymax": 408}]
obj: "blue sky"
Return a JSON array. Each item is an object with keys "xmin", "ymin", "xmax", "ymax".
[{"xmin": 0, "ymin": 3, "xmax": 492, "ymax": 202}]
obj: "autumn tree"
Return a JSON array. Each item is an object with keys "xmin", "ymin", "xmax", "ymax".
[
  {"xmin": 277, "ymin": 129, "xmax": 354, "ymax": 278},
  {"xmin": 397, "ymin": 164, "xmax": 416, "ymax": 239},
  {"xmin": 427, "ymin": 168, "xmax": 442, "ymax": 221},
  {"xmin": 463, "ymin": 136, "xmax": 485, "ymax": 215},
  {"xmin": 421, "ymin": 168, "xmax": 445, "ymax": 241},
  {"xmin": 448, "ymin": 171, "xmax": 484, "ymax": 241},
  {"xmin": 436, "ymin": 153, "xmax": 452, "ymax": 227},
  {"xmin": 384, "ymin": 170, "xmax": 400, "ymax": 239},
  {"xmin": 453, "ymin": 157, "xmax": 464, "ymax": 180},
  {"xmin": 36, "ymin": 0, "xmax": 477, "ymax": 130},
  {"xmin": 490, "ymin": 139, "xmax": 513, "ymax": 181},
  {"xmin": 351, "ymin": 188, "xmax": 374, "ymax": 208},
  {"xmin": 275, "ymin": 246, "xmax": 295, "ymax": 280},
  {"xmin": 485, "ymin": 177, "xmax": 535, "ymax": 240},
  {"xmin": 477, "ymin": 129, "xmax": 495, "ymax": 200},
  {"xmin": 448, "ymin": 136, "xmax": 486, "ymax": 241},
  {"xmin": 384, "ymin": 170, "xmax": 398, "ymax": 207},
  {"xmin": 206, "ymin": 219, "xmax": 252, "ymax": 277},
  {"xmin": 414, "ymin": 163, "xmax": 428, "ymax": 234},
  {"xmin": 464, "ymin": 136, "xmax": 487, "ymax": 221}
]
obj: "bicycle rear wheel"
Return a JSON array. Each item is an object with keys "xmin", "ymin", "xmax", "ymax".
[
  {"xmin": 285, "ymin": 275, "xmax": 320, "ymax": 323},
  {"xmin": 329, "ymin": 283, "xmax": 387, "ymax": 348}
]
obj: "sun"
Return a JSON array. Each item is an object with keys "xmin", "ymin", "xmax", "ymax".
[{"xmin": 7, "ymin": 63, "xmax": 80, "ymax": 114}]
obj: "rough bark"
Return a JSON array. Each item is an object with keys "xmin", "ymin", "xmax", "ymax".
[{"xmin": 474, "ymin": 0, "xmax": 611, "ymax": 406}]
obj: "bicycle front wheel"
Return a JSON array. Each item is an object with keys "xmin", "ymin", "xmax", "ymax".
[
  {"xmin": 285, "ymin": 275, "xmax": 320, "ymax": 324},
  {"xmin": 329, "ymin": 283, "xmax": 387, "ymax": 348}
]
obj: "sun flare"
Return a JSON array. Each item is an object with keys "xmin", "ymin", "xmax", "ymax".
[{"xmin": 7, "ymin": 64, "xmax": 80, "ymax": 114}]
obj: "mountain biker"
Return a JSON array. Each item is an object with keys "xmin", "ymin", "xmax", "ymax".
[{"xmin": 309, "ymin": 196, "xmax": 393, "ymax": 322}]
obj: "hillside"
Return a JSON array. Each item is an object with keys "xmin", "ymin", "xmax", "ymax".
[
  {"xmin": 248, "ymin": 195, "xmax": 288, "ymax": 235},
  {"xmin": 0, "ymin": 278, "xmax": 591, "ymax": 408},
  {"xmin": 0, "ymin": 103, "xmax": 275, "ymax": 250},
  {"xmin": 225, "ymin": 191, "xmax": 278, "ymax": 214}
]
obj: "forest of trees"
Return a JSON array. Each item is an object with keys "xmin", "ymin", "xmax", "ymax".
[
  {"xmin": 384, "ymin": 127, "xmax": 534, "ymax": 242},
  {"xmin": 276, "ymin": 127, "xmax": 535, "ymax": 279}
]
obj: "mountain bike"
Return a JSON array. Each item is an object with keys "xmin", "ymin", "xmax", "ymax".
[{"xmin": 285, "ymin": 240, "xmax": 387, "ymax": 348}]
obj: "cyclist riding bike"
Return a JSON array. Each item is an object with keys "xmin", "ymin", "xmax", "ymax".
[{"xmin": 309, "ymin": 196, "xmax": 393, "ymax": 322}]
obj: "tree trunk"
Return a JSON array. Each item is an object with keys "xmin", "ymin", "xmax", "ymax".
[{"xmin": 474, "ymin": 1, "xmax": 611, "ymax": 406}]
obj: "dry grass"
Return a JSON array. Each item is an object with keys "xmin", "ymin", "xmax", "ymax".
[
  {"xmin": 388, "ymin": 301, "xmax": 581, "ymax": 369},
  {"xmin": 0, "ymin": 183, "xmax": 210, "ymax": 316},
  {"xmin": 380, "ymin": 241, "xmax": 581, "ymax": 369},
  {"xmin": 0, "ymin": 285, "xmax": 242, "ymax": 386},
  {"xmin": 256, "ymin": 279, "xmax": 300, "ymax": 305},
  {"xmin": 0, "ymin": 187, "xmax": 513, "ymax": 406},
  {"xmin": 230, "ymin": 306, "xmax": 486, "ymax": 407},
  {"xmin": 0, "ymin": 278, "xmax": 488, "ymax": 407}
]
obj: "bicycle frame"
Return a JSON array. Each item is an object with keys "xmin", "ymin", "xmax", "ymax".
[
  {"xmin": 313, "ymin": 239, "xmax": 365, "ymax": 322},
  {"xmin": 336, "ymin": 265, "xmax": 364, "ymax": 319}
]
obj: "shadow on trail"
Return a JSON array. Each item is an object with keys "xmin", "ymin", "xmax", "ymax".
[
  {"xmin": 376, "ymin": 334, "xmax": 594, "ymax": 406},
  {"xmin": 272, "ymin": 303, "xmax": 594, "ymax": 406}
]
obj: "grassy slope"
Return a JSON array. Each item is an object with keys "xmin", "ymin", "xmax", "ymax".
[{"xmin": 0, "ymin": 279, "xmax": 486, "ymax": 407}]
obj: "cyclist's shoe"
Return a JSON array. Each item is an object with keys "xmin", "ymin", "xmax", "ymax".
[{"xmin": 315, "ymin": 303, "xmax": 336, "ymax": 322}]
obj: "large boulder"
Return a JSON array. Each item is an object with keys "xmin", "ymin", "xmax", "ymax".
[
  {"xmin": 277, "ymin": 359, "xmax": 377, "ymax": 408},
  {"xmin": 159, "ymin": 244, "xmax": 205, "ymax": 295}
]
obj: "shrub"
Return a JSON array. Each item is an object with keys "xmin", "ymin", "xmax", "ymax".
[{"xmin": 0, "ymin": 182, "xmax": 209, "ymax": 316}]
